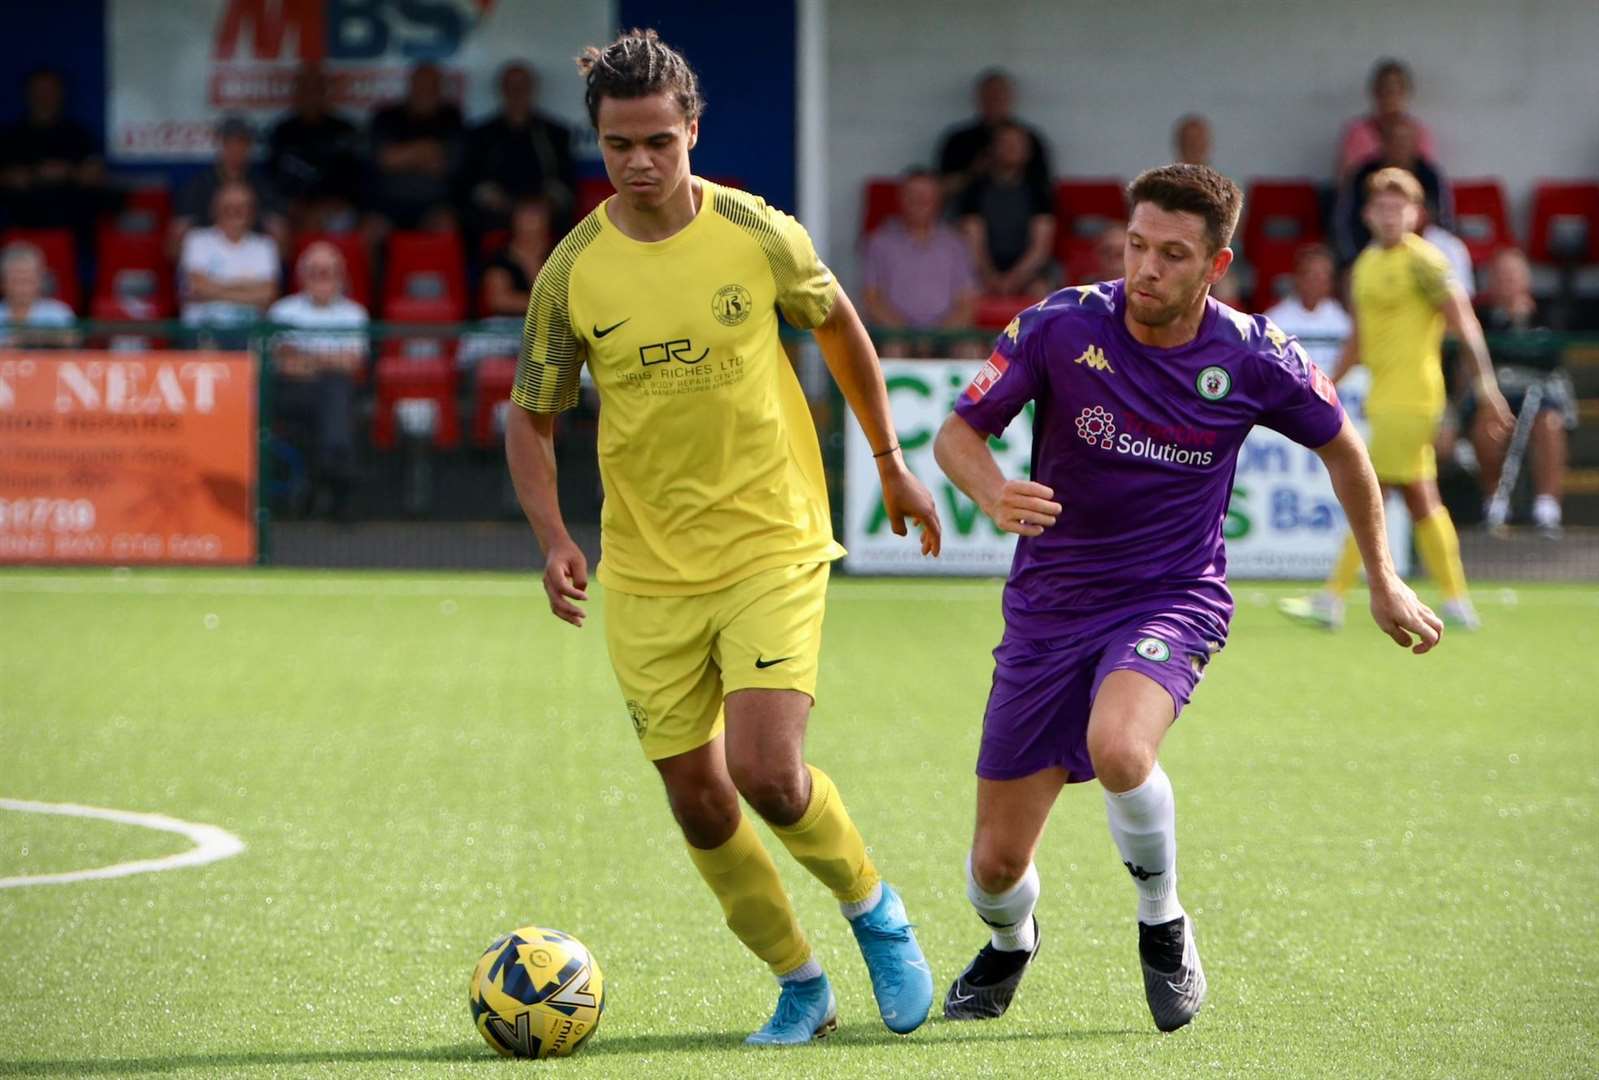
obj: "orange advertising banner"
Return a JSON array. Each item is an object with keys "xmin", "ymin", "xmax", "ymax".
[{"xmin": 0, "ymin": 350, "xmax": 257, "ymax": 564}]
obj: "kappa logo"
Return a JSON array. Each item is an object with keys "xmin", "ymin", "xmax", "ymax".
[
  {"xmin": 1076, "ymin": 405, "xmax": 1117, "ymax": 448},
  {"xmin": 1002, "ymin": 316, "xmax": 1021, "ymax": 343},
  {"xmin": 965, "ymin": 352, "xmax": 1011, "ymax": 402},
  {"xmin": 1124, "ymin": 860, "xmax": 1165, "ymax": 881},
  {"xmin": 1074, "ymin": 344, "xmax": 1114, "ymax": 374}
]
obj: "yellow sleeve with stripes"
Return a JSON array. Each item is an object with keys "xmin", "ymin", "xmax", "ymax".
[
  {"xmin": 713, "ymin": 190, "xmax": 837, "ymax": 330},
  {"xmin": 511, "ymin": 215, "xmax": 602, "ymax": 414},
  {"xmin": 1408, "ymin": 236, "xmax": 1455, "ymax": 308}
]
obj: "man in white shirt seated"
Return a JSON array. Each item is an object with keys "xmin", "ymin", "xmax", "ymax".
[
  {"xmin": 0, "ymin": 241, "xmax": 77, "ymax": 346},
  {"xmin": 1264, "ymin": 243, "xmax": 1351, "ymax": 370},
  {"xmin": 179, "ymin": 181, "xmax": 279, "ymax": 332},
  {"xmin": 266, "ymin": 240, "xmax": 369, "ymax": 520}
]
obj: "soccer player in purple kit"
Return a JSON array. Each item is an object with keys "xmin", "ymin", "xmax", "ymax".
[{"xmin": 932, "ymin": 165, "xmax": 1445, "ymax": 1032}]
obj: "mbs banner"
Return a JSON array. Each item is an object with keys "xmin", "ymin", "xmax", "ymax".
[{"xmin": 0, "ymin": 351, "xmax": 257, "ymax": 565}]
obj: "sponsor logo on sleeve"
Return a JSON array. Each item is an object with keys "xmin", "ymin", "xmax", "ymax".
[
  {"xmin": 1310, "ymin": 363, "xmax": 1339, "ymax": 406},
  {"xmin": 964, "ymin": 352, "xmax": 1011, "ymax": 402}
]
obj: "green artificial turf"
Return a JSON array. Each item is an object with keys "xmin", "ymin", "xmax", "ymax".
[{"xmin": 0, "ymin": 570, "xmax": 1594, "ymax": 1078}]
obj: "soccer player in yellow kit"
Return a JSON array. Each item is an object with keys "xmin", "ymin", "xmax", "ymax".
[
  {"xmin": 1282, "ymin": 168, "xmax": 1511, "ymax": 630},
  {"xmin": 504, "ymin": 30, "xmax": 942, "ymax": 1045}
]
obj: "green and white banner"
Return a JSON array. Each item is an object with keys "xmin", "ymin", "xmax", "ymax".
[{"xmin": 843, "ymin": 360, "xmax": 1409, "ymax": 578}]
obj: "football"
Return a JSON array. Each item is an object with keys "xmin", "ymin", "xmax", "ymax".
[{"xmin": 469, "ymin": 926, "xmax": 605, "ymax": 1058}]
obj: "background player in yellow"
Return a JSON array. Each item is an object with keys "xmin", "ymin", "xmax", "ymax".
[
  {"xmin": 1282, "ymin": 168, "xmax": 1512, "ymax": 632},
  {"xmin": 503, "ymin": 30, "xmax": 943, "ymax": 1045}
]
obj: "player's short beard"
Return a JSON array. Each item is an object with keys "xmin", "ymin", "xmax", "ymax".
[{"xmin": 1127, "ymin": 269, "xmax": 1210, "ymax": 328}]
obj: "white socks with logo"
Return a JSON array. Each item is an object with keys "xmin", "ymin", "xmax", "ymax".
[
  {"xmin": 1104, "ymin": 761, "xmax": 1184, "ymax": 926},
  {"xmin": 965, "ymin": 853, "xmax": 1039, "ymax": 953}
]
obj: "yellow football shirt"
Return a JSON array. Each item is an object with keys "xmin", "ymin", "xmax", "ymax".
[
  {"xmin": 511, "ymin": 178, "xmax": 847, "ymax": 596},
  {"xmin": 1350, "ymin": 232, "xmax": 1455, "ymax": 415}
]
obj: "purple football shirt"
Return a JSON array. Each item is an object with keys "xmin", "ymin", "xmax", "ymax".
[{"xmin": 953, "ymin": 280, "xmax": 1346, "ymax": 641}]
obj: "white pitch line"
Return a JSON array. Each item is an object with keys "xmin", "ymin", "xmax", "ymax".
[{"xmin": 0, "ymin": 798, "xmax": 245, "ymax": 889}]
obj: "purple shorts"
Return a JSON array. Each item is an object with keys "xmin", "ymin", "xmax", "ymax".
[{"xmin": 976, "ymin": 611, "xmax": 1223, "ymax": 783}]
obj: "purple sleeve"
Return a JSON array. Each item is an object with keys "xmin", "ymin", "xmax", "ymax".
[
  {"xmin": 1257, "ymin": 340, "xmax": 1346, "ymax": 449},
  {"xmin": 952, "ymin": 310, "xmax": 1045, "ymax": 437}
]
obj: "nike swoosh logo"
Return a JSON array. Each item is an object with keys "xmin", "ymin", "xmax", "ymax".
[
  {"xmin": 949, "ymin": 990, "xmax": 974, "ymax": 1005},
  {"xmin": 882, "ymin": 1010, "xmax": 896, "ymax": 1021},
  {"xmin": 1166, "ymin": 970, "xmax": 1195, "ymax": 995},
  {"xmin": 593, "ymin": 319, "xmax": 630, "ymax": 338},
  {"xmin": 754, "ymin": 656, "xmax": 793, "ymax": 669}
]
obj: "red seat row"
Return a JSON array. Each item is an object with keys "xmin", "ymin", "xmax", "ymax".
[{"xmin": 858, "ymin": 176, "xmax": 1599, "ymax": 312}]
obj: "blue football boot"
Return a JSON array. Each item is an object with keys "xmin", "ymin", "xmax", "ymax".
[
  {"xmin": 848, "ymin": 883, "xmax": 934, "ymax": 1034},
  {"xmin": 745, "ymin": 973, "xmax": 838, "ymax": 1046}
]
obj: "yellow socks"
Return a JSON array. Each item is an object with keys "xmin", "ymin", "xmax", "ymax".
[
  {"xmin": 684, "ymin": 814, "xmax": 812, "ymax": 976},
  {"xmin": 770, "ymin": 765, "xmax": 881, "ymax": 906},
  {"xmin": 1325, "ymin": 533, "xmax": 1363, "ymax": 598},
  {"xmin": 1414, "ymin": 508, "xmax": 1468, "ymax": 601}
]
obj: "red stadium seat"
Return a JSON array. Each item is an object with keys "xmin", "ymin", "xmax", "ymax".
[
  {"xmin": 3, "ymin": 228, "xmax": 80, "ymax": 313},
  {"xmin": 382, "ymin": 231, "xmax": 466, "ymax": 322},
  {"xmin": 471, "ymin": 355, "xmax": 520, "ymax": 447},
  {"xmin": 372, "ymin": 337, "xmax": 460, "ymax": 450},
  {"xmin": 91, "ymin": 231, "xmax": 172, "ymax": 320},
  {"xmin": 1242, "ymin": 180, "xmax": 1322, "ymax": 264},
  {"xmin": 860, "ymin": 177, "xmax": 901, "ymax": 238},
  {"xmin": 973, "ymin": 294, "xmax": 1034, "ymax": 331},
  {"xmin": 113, "ymin": 187, "xmax": 173, "ymax": 236},
  {"xmin": 1527, "ymin": 181, "xmax": 1599, "ymax": 266},
  {"xmin": 1053, "ymin": 179, "xmax": 1126, "ymax": 282},
  {"xmin": 1248, "ymin": 249, "xmax": 1298, "ymax": 314},
  {"xmin": 1450, "ymin": 179, "xmax": 1514, "ymax": 265},
  {"xmin": 292, "ymin": 231, "xmax": 372, "ymax": 310}
]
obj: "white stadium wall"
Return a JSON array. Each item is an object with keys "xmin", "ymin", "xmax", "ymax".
[{"xmin": 820, "ymin": 0, "xmax": 1599, "ymax": 279}]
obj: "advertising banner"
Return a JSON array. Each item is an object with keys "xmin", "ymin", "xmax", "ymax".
[
  {"xmin": 0, "ymin": 351, "xmax": 258, "ymax": 564},
  {"xmin": 106, "ymin": 0, "xmax": 612, "ymax": 161},
  {"xmin": 843, "ymin": 360, "xmax": 1409, "ymax": 578}
]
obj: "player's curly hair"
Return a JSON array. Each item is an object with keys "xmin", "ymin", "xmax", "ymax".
[
  {"xmin": 1127, "ymin": 164, "xmax": 1243, "ymax": 253},
  {"xmin": 576, "ymin": 29, "xmax": 704, "ymax": 127}
]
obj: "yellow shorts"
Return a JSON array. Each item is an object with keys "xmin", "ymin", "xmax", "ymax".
[
  {"xmin": 1366, "ymin": 410, "xmax": 1441, "ymax": 485},
  {"xmin": 602, "ymin": 561, "xmax": 829, "ymax": 761}
]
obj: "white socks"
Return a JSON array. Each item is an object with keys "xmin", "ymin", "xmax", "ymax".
[
  {"xmin": 1103, "ymin": 761, "xmax": 1184, "ymax": 925},
  {"xmin": 839, "ymin": 881, "xmax": 883, "ymax": 921},
  {"xmin": 777, "ymin": 957, "xmax": 824, "ymax": 985},
  {"xmin": 965, "ymin": 853, "xmax": 1039, "ymax": 953}
]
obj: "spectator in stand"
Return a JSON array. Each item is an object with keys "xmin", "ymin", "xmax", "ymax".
[
  {"xmin": 1265, "ymin": 243, "xmax": 1351, "ymax": 370},
  {"xmin": 179, "ymin": 181, "xmax": 279, "ymax": 330},
  {"xmin": 1172, "ymin": 114, "xmax": 1212, "ymax": 167},
  {"xmin": 1335, "ymin": 114, "xmax": 1450, "ymax": 266},
  {"xmin": 1338, "ymin": 59, "xmax": 1437, "ymax": 179},
  {"xmin": 480, "ymin": 196, "xmax": 553, "ymax": 318},
  {"xmin": 171, "ymin": 116, "xmax": 287, "ymax": 257},
  {"xmin": 0, "ymin": 68, "xmax": 107, "ymax": 235},
  {"xmin": 267, "ymin": 240, "xmax": 368, "ymax": 520},
  {"xmin": 367, "ymin": 63, "xmax": 464, "ymax": 236},
  {"xmin": 464, "ymin": 63, "xmax": 576, "ymax": 235},
  {"xmin": 936, "ymin": 68, "xmax": 1052, "ymax": 203},
  {"xmin": 860, "ymin": 168, "xmax": 978, "ymax": 357},
  {"xmin": 958, "ymin": 122, "xmax": 1055, "ymax": 299},
  {"xmin": 1094, "ymin": 223, "xmax": 1127, "ymax": 281},
  {"xmin": 0, "ymin": 241, "xmax": 76, "ymax": 346},
  {"xmin": 1467, "ymin": 248, "xmax": 1574, "ymax": 538},
  {"xmin": 268, "ymin": 63, "xmax": 363, "ymax": 233}
]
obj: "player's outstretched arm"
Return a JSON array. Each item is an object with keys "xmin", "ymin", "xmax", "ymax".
[
  {"xmin": 506, "ymin": 406, "xmax": 589, "ymax": 627},
  {"xmin": 812, "ymin": 289, "xmax": 942, "ymax": 556},
  {"xmin": 933, "ymin": 413, "xmax": 1060, "ymax": 537},
  {"xmin": 1441, "ymin": 285, "xmax": 1514, "ymax": 436},
  {"xmin": 1314, "ymin": 419, "xmax": 1443, "ymax": 654}
]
